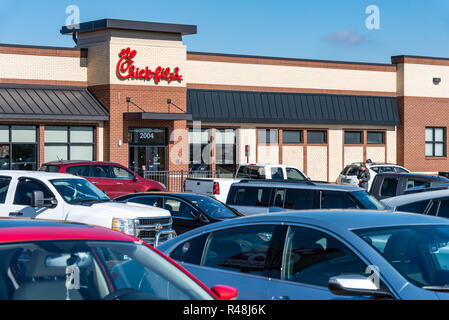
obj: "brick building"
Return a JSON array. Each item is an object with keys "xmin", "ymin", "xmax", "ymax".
[{"xmin": 0, "ymin": 18, "xmax": 448, "ymax": 181}]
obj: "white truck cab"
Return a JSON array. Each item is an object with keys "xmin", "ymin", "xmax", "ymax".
[
  {"xmin": 0, "ymin": 171, "xmax": 175, "ymax": 246},
  {"xmin": 184, "ymin": 163, "xmax": 308, "ymax": 203}
]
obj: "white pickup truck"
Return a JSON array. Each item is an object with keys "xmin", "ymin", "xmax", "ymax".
[
  {"xmin": 184, "ymin": 164, "xmax": 308, "ymax": 203},
  {"xmin": 0, "ymin": 171, "xmax": 175, "ymax": 246}
]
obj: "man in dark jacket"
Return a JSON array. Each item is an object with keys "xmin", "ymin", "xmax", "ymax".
[{"xmin": 357, "ymin": 163, "xmax": 370, "ymax": 190}]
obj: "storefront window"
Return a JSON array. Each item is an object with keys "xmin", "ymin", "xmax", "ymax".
[
  {"xmin": 257, "ymin": 129, "xmax": 278, "ymax": 144},
  {"xmin": 215, "ymin": 129, "xmax": 236, "ymax": 177},
  {"xmin": 283, "ymin": 130, "xmax": 303, "ymax": 144},
  {"xmin": 0, "ymin": 125, "xmax": 37, "ymax": 170},
  {"xmin": 367, "ymin": 131, "xmax": 385, "ymax": 144},
  {"xmin": 44, "ymin": 126, "xmax": 95, "ymax": 163},
  {"xmin": 189, "ymin": 128, "xmax": 211, "ymax": 172},
  {"xmin": 344, "ymin": 131, "xmax": 363, "ymax": 144},
  {"xmin": 307, "ymin": 130, "xmax": 327, "ymax": 144}
]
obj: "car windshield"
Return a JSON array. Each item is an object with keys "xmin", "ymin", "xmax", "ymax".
[
  {"xmin": 50, "ymin": 178, "xmax": 110, "ymax": 205},
  {"xmin": 181, "ymin": 194, "xmax": 238, "ymax": 219},
  {"xmin": 351, "ymin": 190, "xmax": 385, "ymax": 210},
  {"xmin": 0, "ymin": 240, "xmax": 212, "ymax": 300},
  {"xmin": 353, "ymin": 225, "xmax": 449, "ymax": 290}
]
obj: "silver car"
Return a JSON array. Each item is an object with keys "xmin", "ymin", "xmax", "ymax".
[{"xmin": 158, "ymin": 210, "xmax": 449, "ymax": 300}]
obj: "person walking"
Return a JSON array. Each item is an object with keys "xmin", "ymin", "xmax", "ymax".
[{"xmin": 357, "ymin": 163, "xmax": 370, "ymax": 190}]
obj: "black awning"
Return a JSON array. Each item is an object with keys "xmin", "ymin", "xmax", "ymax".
[
  {"xmin": 124, "ymin": 112, "xmax": 192, "ymax": 121},
  {"xmin": 0, "ymin": 84, "xmax": 109, "ymax": 121},
  {"xmin": 187, "ymin": 89, "xmax": 400, "ymax": 126}
]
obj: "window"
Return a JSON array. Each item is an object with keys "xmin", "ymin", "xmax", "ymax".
[
  {"xmin": 346, "ymin": 166, "xmax": 360, "ymax": 176},
  {"xmin": 40, "ymin": 165, "xmax": 61, "ymax": 173},
  {"xmin": 0, "ymin": 177, "xmax": 11, "ymax": 204},
  {"xmin": 227, "ymin": 187, "xmax": 272, "ymax": 207},
  {"xmin": 127, "ymin": 196, "xmax": 160, "ymax": 207},
  {"xmin": 394, "ymin": 167, "xmax": 408, "ymax": 173},
  {"xmin": 44, "ymin": 126, "xmax": 95, "ymax": 162},
  {"xmin": 283, "ymin": 226, "xmax": 368, "ymax": 287},
  {"xmin": 170, "ymin": 233, "xmax": 210, "ymax": 264},
  {"xmin": 128, "ymin": 128, "xmax": 166, "ymax": 145},
  {"xmin": 406, "ymin": 179, "xmax": 430, "ymax": 190},
  {"xmin": 397, "ymin": 200, "xmax": 431, "ymax": 214},
  {"xmin": 13, "ymin": 179, "xmax": 54, "ymax": 206},
  {"xmin": 236, "ymin": 166, "xmax": 265, "ymax": 179},
  {"xmin": 307, "ymin": 130, "xmax": 327, "ymax": 144},
  {"xmin": 0, "ymin": 125, "xmax": 37, "ymax": 171},
  {"xmin": 321, "ymin": 191, "xmax": 358, "ymax": 209},
  {"xmin": 215, "ymin": 129, "xmax": 236, "ymax": 177},
  {"xmin": 380, "ymin": 178, "xmax": 399, "ymax": 197},
  {"xmin": 111, "ymin": 166, "xmax": 134, "ymax": 180},
  {"xmin": 283, "ymin": 130, "xmax": 303, "ymax": 144},
  {"xmin": 270, "ymin": 167, "xmax": 284, "ymax": 179},
  {"xmin": 426, "ymin": 127, "xmax": 445, "ymax": 157},
  {"xmin": 89, "ymin": 165, "xmax": 112, "ymax": 178},
  {"xmin": 437, "ymin": 199, "xmax": 449, "ymax": 218},
  {"xmin": 367, "ymin": 131, "xmax": 385, "ymax": 144},
  {"xmin": 65, "ymin": 165, "xmax": 90, "ymax": 177},
  {"xmin": 163, "ymin": 198, "xmax": 196, "ymax": 219},
  {"xmin": 272, "ymin": 188, "xmax": 285, "ymax": 207},
  {"xmin": 202, "ymin": 225, "xmax": 283, "ymax": 278},
  {"xmin": 257, "ymin": 129, "xmax": 278, "ymax": 144},
  {"xmin": 344, "ymin": 131, "xmax": 363, "ymax": 144},
  {"xmin": 283, "ymin": 189, "xmax": 315, "ymax": 209},
  {"xmin": 189, "ymin": 128, "xmax": 211, "ymax": 171},
  {"xmin": 286, "ymin": 168, "xmax": 306, "ymax": 181}
]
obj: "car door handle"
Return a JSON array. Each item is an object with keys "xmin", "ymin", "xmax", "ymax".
[
  {"xmin": 9, "ymin": 211, "xmax": 23, "ymax": 217},
  {"xmin": 92, "ymin": 181, "xmax": 99, "ymax": 184},
  {"xmin": 117, "ymin": 182, "xmax": 124, "ymax": 185},
  {"xmin": 272, "ymin": 296, "xmax": 290, "ymax": 300}
]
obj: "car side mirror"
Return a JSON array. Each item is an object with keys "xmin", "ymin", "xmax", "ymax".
[
  {"xmin": 211, "ymin": 285, "xmax": 238, "ymax": 300},
  {"xmin": 328, "ymin": 275, "xmax": 394, "ymax": 299},
  {"xmin": 31, "ymin": 191, "xmax": 44, "ymax": 208},
  {"xmin": 191, "ymin": 210, "xmax": 208, "ymax": 222},
  {"xmin": 133, "ymin": 176, "xmax": 139, "ymax": 182}
]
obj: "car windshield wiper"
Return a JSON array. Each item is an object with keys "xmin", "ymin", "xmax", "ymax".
[
  {"xmin": 74, "ymin": 198, "xmax": 111, "ymax": 205},
  {"xmin": 422, "ymin": 286, "xmax": 449, "ymax": 292}
]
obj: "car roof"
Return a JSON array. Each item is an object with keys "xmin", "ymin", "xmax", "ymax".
[
  {"xmin": 231, "ymin": 180, "xmax": 361, "ymax": 192},
  {"xmin": 349, "ymin": 162, "xmax": 404, "ymax": 167},
  {"xmin": 374, "ymin": 172, "xmax": 447, "ymax": 180},
  {"xmin": 0, "ymin": 218, "xmax": 137, "ymax": 243},
  {"xmin": 382, "ymin": 189, "xmax": 449, "ymax": 207},
  {"xmin": 0, "ymin": 170, "xmax": 78, "ymax": 180}
]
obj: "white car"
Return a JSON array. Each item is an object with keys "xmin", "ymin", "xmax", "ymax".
[
  {"xmin": 336, "ymin": 162, "xmax": 409, "ymax": 190},
  {"xmin": 0, "ymin": 171, "xmax": 175, "ymax": 246}
]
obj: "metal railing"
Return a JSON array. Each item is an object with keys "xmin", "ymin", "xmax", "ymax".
[{"xmin": 143, "ymin": 170, "xmax": 222, "ymax": 192}]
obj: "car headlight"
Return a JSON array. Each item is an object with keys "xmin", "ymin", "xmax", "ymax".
[{"xmin": 112, "ymin": 218, "xmax": 136, "ymax": 236}]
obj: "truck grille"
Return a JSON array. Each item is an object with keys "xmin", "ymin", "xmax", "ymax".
[
  {"xmin": 135, "ymin": 217, "xmax": 174, "ymax": 245},
  {"xmin": 137, "ymin": 217, "xmax": 171, "ymax": 226}
]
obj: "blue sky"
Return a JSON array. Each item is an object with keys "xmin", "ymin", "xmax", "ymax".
[{"xmin": 0, "ymin": 0, "xmax": 448, "ymax": 64}]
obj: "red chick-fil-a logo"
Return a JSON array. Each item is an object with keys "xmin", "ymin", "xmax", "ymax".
[{"xmin": 116, "ymin": 47, "xmax": 183, "ymax": 84}]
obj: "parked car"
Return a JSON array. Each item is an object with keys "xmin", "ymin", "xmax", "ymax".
[
  {"xmin": 115, "ymin": 192, "xmax": 243, "ymax": 235},
  {"xmin": 369, "ymin": 172, "xmax": 449, "ymax": 200},
  {"xmin": 158, "ymin": 209, "xmax": 449, "ymax": 300},
  {"xmin": 39, "ymin": 161, "xmax": 166, "ymax": 199},
  {"xmin": 0, "ymin": 218, "xmax": 237, "ymax": 300},
  {"xmin": 382, "ymin": 189, "xmax": 449, "ymax": 218},
  {"xmin": 184, "ymin": 163, "xmax": 308, "ymax": 203},
  {"xmin": 225, "ymin": 180, "xmax": 385, "ymax": 215},
  {"xmin": 336, "ymin": 162, "xmax": 409, "ymax": 190},
  {"xmin": 0, "ymin": 171, "xmax": 175, "ymax": 246}
]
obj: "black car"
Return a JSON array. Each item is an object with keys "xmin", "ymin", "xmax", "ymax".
[{"xmin": 114, "ymin": 192, "xmax": 243, "ymax": 235}]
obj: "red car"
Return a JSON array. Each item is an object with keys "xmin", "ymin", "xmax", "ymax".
[
  {"xmin": 0, "ymin": 218, "xmax": 237, "ymax": 300},
  {"xmin": 39, "ymin": 161, "xmax": 166, "ymax": 198}
]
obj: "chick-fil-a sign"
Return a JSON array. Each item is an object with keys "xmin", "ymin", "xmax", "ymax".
[{"xmin": 116, "ymin": 47, "xmax": 183, "ymax": 84}]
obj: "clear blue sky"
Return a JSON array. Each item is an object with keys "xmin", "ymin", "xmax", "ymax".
[{"xmin": 0, "ymin": 0, "xmax": 448, "ymax": 64}]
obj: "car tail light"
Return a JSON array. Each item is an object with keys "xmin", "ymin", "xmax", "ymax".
[{"xmin": 213, "ymin": 182, "xmax": 220, "ymax": 195}]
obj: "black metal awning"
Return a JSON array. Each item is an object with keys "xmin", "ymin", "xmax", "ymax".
[
  {"xmin": 124, "ymin": 112, "xmax": 192, "ymax": 121},
  {"xmin": 187, "ymin": 89, "xmax": 400, "ymax": 126},
  {"xmin": 0, "ymin": 84, "xmax": 109, "ymax": 121}
]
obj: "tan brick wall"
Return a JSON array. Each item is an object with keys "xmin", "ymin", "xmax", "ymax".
[
  {"xmin": 344, "ymin": 146, "xmax": 364, "ymax": 166},
  {"xmin": 282, "ymin": 146, "xmax": 304, "ymax": 170},
  {"xmin": 257, "ymin": 145, "xmax": 279, "ymax": 164},
  {"xmin": 307, "ymin": 146, "xmax": 328, "ymax": 181},
  {"xmin": 366, "ymin": 146, "xmax": 386, "ymax": 163}
]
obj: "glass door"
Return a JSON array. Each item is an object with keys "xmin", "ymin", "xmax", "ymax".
[{"xmin": 129, "ymin": 146, "xmax": 167, "ymax": 176}]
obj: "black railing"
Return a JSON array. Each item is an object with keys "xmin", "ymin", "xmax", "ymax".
[{"xmin": 143, "ymin": 170, "xmax": 221, "ymax": 192}]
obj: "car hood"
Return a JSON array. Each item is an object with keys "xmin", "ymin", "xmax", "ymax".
[{"xmin": 70, "ymin": 201, "xmax": 171, "ymax": 219}]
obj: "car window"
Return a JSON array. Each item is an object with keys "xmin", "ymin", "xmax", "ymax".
[
  {"xmin": 340, "ymin": 166, "xmax": 350, "ymax": 175},
  {"xmin": 235, "ymin": 166, "xmax": 265, "ymax": 179},
  {"xmin": 380, "ymin": 178, "xmax": 399, "ymax": 197},
  {"xmin": 127, "ymin": 196, "xmax": 160, "ymax": 207},
  {"xmin": 394, "ymin": 167, "xmax": 408, "ymax": 173},
  {"xmin": 13, "ymin": 179, "xmax": 54, "ymax": 206},
  {"xmin": 378, "ymin": 166, "xmax": 395, "ymax": 173},
  {"xmin": 321, "ymin": 191, "xmax": 358, "ymax": 209},
  {"xmin": 89, "ymin": 165, "xmax": 112, "ymax": 178},
  {"xmin": 111, "ymin": 166, "xmax": 134, "ymax": 180},
  {"xmin": 283, "ymin": 189, "xmax": 315, "ymax": 209},
  {"xmin": 163, "ymin": 198, "xmax": 196, "ymax": 219},
  {"xmin": 202, "ymin": 225, "xmax": 284, "ymax": 279},
  {"xmin": 39, "ymin": 165, "xmax": 61, "ymax": 173},
  {"xmin": 406, "ymin": 179, "xmax": 430, "ymax": 190},
  {"xmin": 170, "ymin": 233, "xmax": 210, "ymax": 265},
  {"xmin": 270, "ymin": 167, "xmax": 284, "ymax": 179},
  {"xmin": 286, "ymin": 168, "xmax": 306, "ymax": 181},
  {"xmin": 397, "ymin": 200, "xmax": 431, "ymax": 214},
  {"xmin": 272, "ymin": 188, "xmax": 285, "ymax": 207},
  {"xmin": 66, "ymin": 165, "xmax": 90, "ymax": 177},
  {"xmin": 227, "ymin": 187, "xmax": 272, "ymax": 207},
  {"xmin": 436, "ymin": 199, "xmax": 449, "ymax": 218},
  {"xmin": 0, "ymin": 177, "xmax": 11, "ymax": 204},
  {"xmin": 283, "ymin": 226, "xmax": 368, "ymax": 287},
  {"xmin": 346, "ymin": 166, "xmax": 360, "ymax": 176}
]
